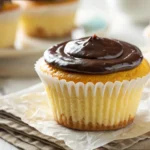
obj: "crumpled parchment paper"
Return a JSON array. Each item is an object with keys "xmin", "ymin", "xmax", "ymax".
[{"xmin": 0, "ymin": 52, "xmax": 150, "ymax": 150}]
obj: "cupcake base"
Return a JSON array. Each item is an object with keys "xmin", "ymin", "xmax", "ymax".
[
  {"xmin": 35, "ymin": 59, "xmax": 150, "ymax": 131},
  {"xmin": 56, "ymin": 115, "xmax": 134, "ymax": 131},
  {"xmin": 20, "ymin": 1, "xmax": 78, "ymax": 38},
  {"xmin": 26, "ymin": 28, "xmax": 73, "ymax": 39},
  {"xmin": 0, "ymin": 8, "xmax": 20, "ymax": 48}
]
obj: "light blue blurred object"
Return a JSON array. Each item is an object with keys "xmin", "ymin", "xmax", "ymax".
[
  {"xmin": 83, "ymin": 16, "xmax": 108, "ymax": 33},
  {"xmin": 72, "ymin": 10, "xmax": 109, "ymax": 39}
]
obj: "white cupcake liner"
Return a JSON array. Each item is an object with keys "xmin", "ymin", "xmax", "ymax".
[
  {"xmin": 18, "ymin": 1, "xmax": 79, "ymax": 38},
  {"xmin": 0, "ymin": 8, "xmax": 21, "ymax": 48},
  {"xmin": 0, "ymin": 9, "xmax": 22, "ymax": 22},
  {"xmin": 35, "ymin": 59, "xmax": 150, "ymax": 130},
  {"xmin": 18, "ymin": 1, "xmax": 79, "ymax": 15}
]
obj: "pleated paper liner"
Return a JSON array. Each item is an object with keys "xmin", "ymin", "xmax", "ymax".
[
  {"xmin": 19, "ymin": 0, "xmax": 79, "ymax": 38},
  {"xmin": 0, "ymin": 7, "xmax": 21, "ymax": 21},
  {"xmin": 17, "ymin": 0, "xmax": 79, "ymax": 14},
  {"xmin": 0, "ymin": 8, "xmax": 21, "ymax": 49},
  {"xmin": 35, "ymin": 59, "xmax": 150, "ymax": 131}
]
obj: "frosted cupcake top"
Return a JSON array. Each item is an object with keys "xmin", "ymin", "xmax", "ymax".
[{"xmin": 44, "ymin": 35, "xmax": 143, "ymax": 74}]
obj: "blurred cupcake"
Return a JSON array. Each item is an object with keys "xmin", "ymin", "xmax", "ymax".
[
  {"xmin": 0, "ymin": 0, "xmax": 20, "ymax": 48},
  {"xmin": 35, "ymin": 35, "xmax": 150, "ymax": 131},
  {"xmin": 143, "ymin": 24, "xmax": 150, "ymax": 46},
  {"xmin": 17, "ymin": 0, "xmax": 79, "ymax": 38}
]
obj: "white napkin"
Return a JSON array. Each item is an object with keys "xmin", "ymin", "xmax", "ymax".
[{"xmin": 0, "ymin": 78, "xmax": 150, "ymax": 150}]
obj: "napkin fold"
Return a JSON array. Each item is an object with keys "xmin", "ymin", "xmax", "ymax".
[
  {"xmin": 0, "ymin": 110, "xmax": 70, "ymax": 150},
  {"xmin": 0, "ymin": 110, "xmax": 150, "ymax": 150}
]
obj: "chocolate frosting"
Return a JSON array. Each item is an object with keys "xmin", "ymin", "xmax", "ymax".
[{"xmin": 44, "ymin": 35, "xmax": 143, "ymax": 74}]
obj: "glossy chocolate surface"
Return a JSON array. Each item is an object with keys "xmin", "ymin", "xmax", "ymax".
[{"xmin": 44, "ymin": 35, "xmax": 143, "ymax": 74}]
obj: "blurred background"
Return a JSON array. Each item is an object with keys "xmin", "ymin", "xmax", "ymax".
[{"xmin": 0, "ymin": 0, "xmax": 150, "ymax": 94}]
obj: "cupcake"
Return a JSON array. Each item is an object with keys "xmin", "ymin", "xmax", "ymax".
[
  {"xmin": 17, "ymin": 0, "xmax": 79, "ymax": 38},
  {"xmin": 35, "ymin": 35, "xmax": 150, "ymax": 131},
  {"xmin": 0, "ymin": 0, "xmax": 20, "ymax": 48}
]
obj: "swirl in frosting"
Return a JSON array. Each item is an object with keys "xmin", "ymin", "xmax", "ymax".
[{"xmin": 44, "ymin": 35, "xmax": 143, "ymax": 74}]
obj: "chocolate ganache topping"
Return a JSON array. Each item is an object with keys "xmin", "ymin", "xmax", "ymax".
[{"xmin": 44, "ymin": 35, "xmax": 143, "ymax": 74}]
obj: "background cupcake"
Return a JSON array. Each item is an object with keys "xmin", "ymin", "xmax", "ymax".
[
  {"xmin": 0, "ymin": 0, "xmax": 20, "ymax": 48},
  {"xmin": 16, "ymin": 0, "xmax": 79, "ymax": 39},
  {"xmin": 35, "ymin": 35, "xmax": 150, "ymax": 131}
]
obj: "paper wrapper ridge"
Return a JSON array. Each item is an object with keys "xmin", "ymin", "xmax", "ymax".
[
  {"xmin": 35, "ymin": 60, "xmax": 150, "ymax": 131},
  {"xmin": 0, "ymin": 9, "xmax": 21, "ymax": 48},
  {"xmin": 19, "ymin": 1, "xmax": 79, "ymax": 38}
]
